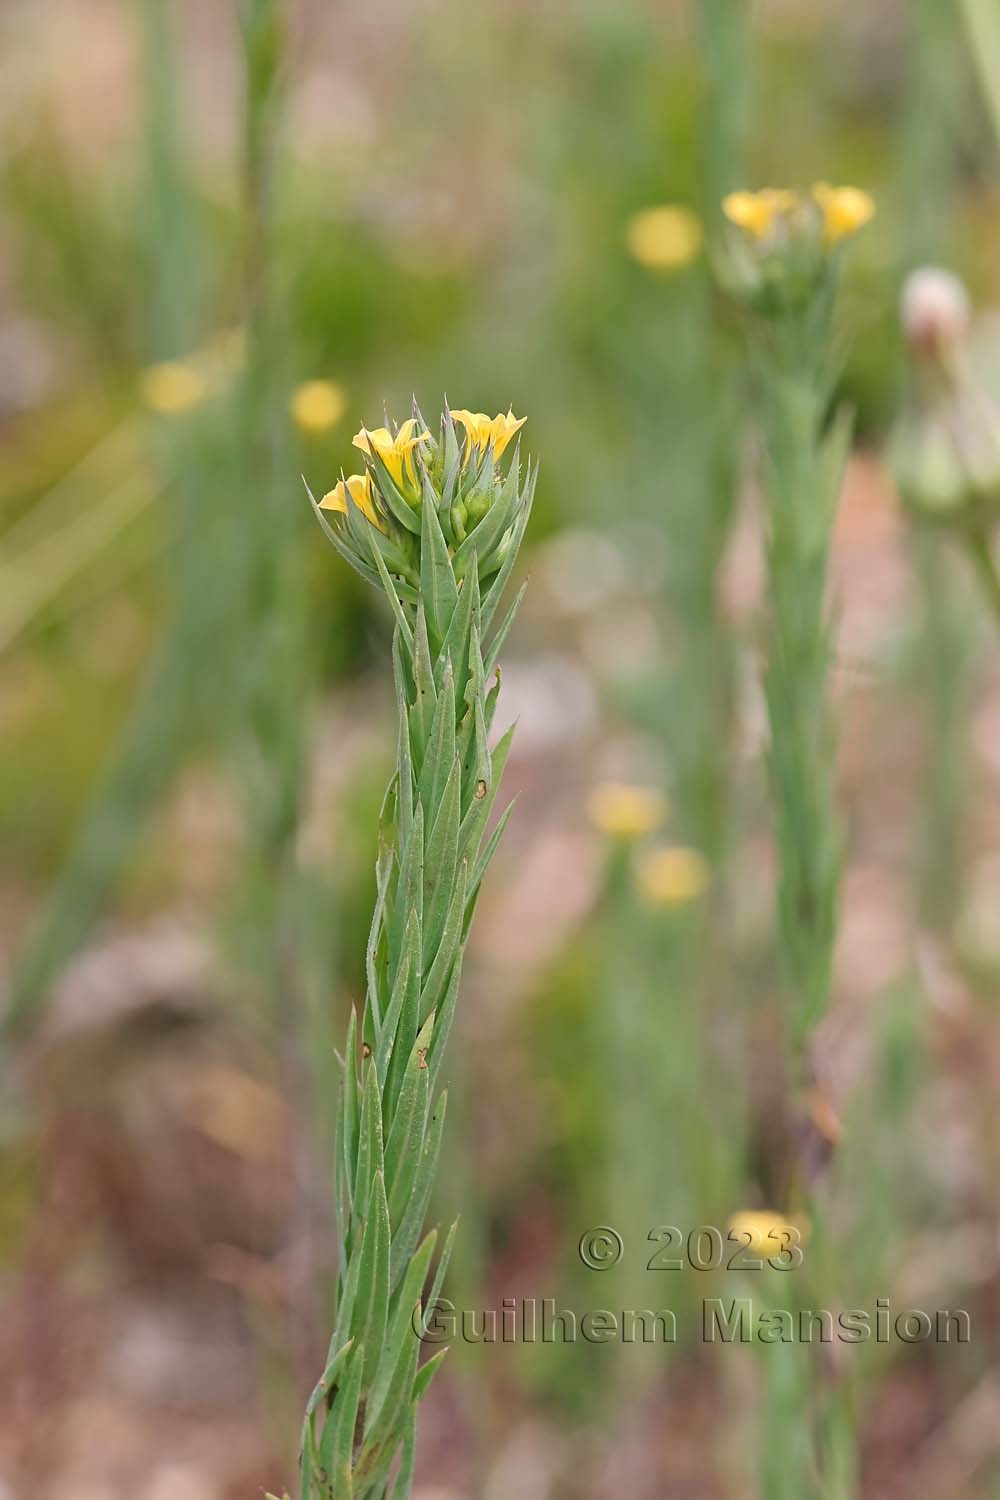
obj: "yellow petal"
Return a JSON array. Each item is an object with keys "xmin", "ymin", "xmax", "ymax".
[
  {"xmin": 142, "ymin": 361, "xmax": 207, "ymax": 415},
  {"xmin": 727, "ymin": 1210, "xmax": 811, "ymax": 1258},
  {"xmin": 319, "ymin": 472, "xmax": 385, "ymax": 531},
  {"xmin": 625, "ymin": 205, "xmax": 703, "ymax": 272},
  {"xmin": 811, "ymin": 183, "xmax": 875, "ymax": 243},
  {"xmin": 290, "ymin": 379, "xmax": 347, "ymax": 434},
  {"xmin": 452, "ymin": 408, "xmax": 525, "ymax": 458},
  {"xmin": 636, "ymin": 846, "xmax": 711, "ymax": 906},
  {"xmin": 352, "ymin": 425, "xmax": 392, "ymax": 456},
  {"xmin": 586, "ymin": 783, "xmax": 666, "ymax": 839},
  {"xmin": 722, "ymin": 188, "xmax": 795, "ymax": 241}
]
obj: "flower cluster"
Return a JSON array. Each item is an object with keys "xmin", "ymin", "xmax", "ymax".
[
  {"xmin": 586, "ymin": 781, "xmax": 711, "ymax": 909},
  {"xmin": 718, "ymin": 182, "xmax": 874, "ymax": 318},
  {"xmin": 312, "ymin": 404, "xmax": 533, "ymax": 603}
]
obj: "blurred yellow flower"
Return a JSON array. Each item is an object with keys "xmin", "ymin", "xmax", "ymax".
[
  {"xmin": 722, "ymin": 188, "xmax": 796, "ymax": 240},
  {"xmin": 728, "ymin": 1210, "xmax": 810, "ymax": 1258},
  {"xmin": 142, "ymin": 361, "xmax": 207, "ymax": 415},
  {"xmin": 625, "ymin": 205, "xmax": 703, "ymax": 272},
  {"xmin": 353, "ymin": 418, "xmax": 431, "ymax": 491},
  {"xmin": 586, "ymin": 783, "xmax": 666, "ymax": 839},
  {"xmin": 319, "ymin": 472, "xmax": 385, "ymax": 532},
  {"xmin": 290, "ymin": 379, "xmax": 347, "ymax": 434},
  {"xmin": 451, "ymin": 408, "xmax": 526, "ymax": 460},
  {"xmin": 811, "ymin": 183, "xmax": 875, "ymax": 244},
  {"xmin": 636, "ymin": 846, "xmax": 711, "ymax": 906}
]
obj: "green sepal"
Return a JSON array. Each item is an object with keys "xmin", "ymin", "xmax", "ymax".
[{"xmin": 363, "ymin": 444, "xmax": 421, "ymax": 534}]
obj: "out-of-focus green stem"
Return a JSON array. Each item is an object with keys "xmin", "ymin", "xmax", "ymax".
[
  {"xmin": 2, "ymin": 0, "xmax": 208, "ymax": 1036},
  {"xmin": 959, "ymin": 0, "xmax": 1000, "ymax": 149},
  {"xmin": 966, "ymin": 527, "xmax": 1000, "ymax": 624}
]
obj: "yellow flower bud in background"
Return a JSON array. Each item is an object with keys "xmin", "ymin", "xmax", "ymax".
[
  {"xmin": 290, "ymin": 379, "xmax": 347, "ymax": 434},
  {"xmin": 636, "ymin": 846, "xmax": 711, "ymax": 906},
  {"xmin": 586, "ymin": 783, "xmax": 666, "ymax": 840},
  {"xmin": 319, "ymin": 472, "xmax": 385, "ymax": 532},
  {"xmin": 625, "ymin": 205, "xmax": 703, "ymax": 273},
  {"xmin": 722, "ymin": 188, "xmax": 796, "ymax": 240},
  {"xmin": 142, "ymin": 361, "xmax": 207, "ymax": 415},
  {"xmin": 451, "ymin": 408, "xmax": 526, "ymax": 460},
  {"xmin": 727, "ymin": 1209, "xmax": 810, "ymax": 1258},
  {"xmin": 810, "ymin": 183, "xmax": 875, "ymax": 244},
  {"xmin": 353, "ymin": 419, "xmax": 431, "ymax": 493}
]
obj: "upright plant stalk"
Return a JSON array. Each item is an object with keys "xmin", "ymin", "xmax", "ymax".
[
  {"xmin": 294, "ymin": 407, "xmax": 534, "ymax": 1497},
  {"xmin": 2, "ymin": 0, "xmax": 211, "ymax": 1036},
  {"xmin": 902, "ymin": 0, "xmax": 972, "ymax": 932},
  {"xmin": 720, "ymin": 185, "xmax": 874, "ymax": 1499}
]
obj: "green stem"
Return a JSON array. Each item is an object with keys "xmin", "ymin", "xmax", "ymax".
[
  {"xmin": 966, "ymin": 526, "xmax": 1000, "ymax": 625},
  {"xmin": 959, "ymin": 0, "xmax": 1000, "ymax": 151}
]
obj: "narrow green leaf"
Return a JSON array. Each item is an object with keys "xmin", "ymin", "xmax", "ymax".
[
  {"xmin": 384, "ymin": 1014, "xmax": 433, "ymax": 1213},
  {"xmin": 390, "ymin": 1091, "xmax": 448, "ymax": 1289},
  {"xmin": 427, "ymin": 959, "xmax": 463, "ymax": 1098},
  {"xmin": 419, "ymin": 475, "xmax": 459, "ymax": 651},
  {"xmin": 349, "ymin": 1168, "xmax": 390, "ymax": 1389},
  {"xmin": 410, "ymin": 605, "xmax": 437, "ymax": 772},
  {"xmin": 484, "ymin": 580, "xmax": 526, "ymax": 680},
  {"xmin": 376, "ymin": 908, "xmax": 421, "ymax": 1089},
  {"xmin": 367, "ymin": 1228, "xmax": 436, "ymax": 1431},
  {"xmin": 321, "ymin": 1339, "xmax": 365, "ymax": 1498},
  {"xmin": 390, "ymin": 1411, "xmax": 416, "ymax": 1500},
  {"xmin": 419, "ymin": 858, "xmax": 467, "ymax": 1027},
  {"xmin": 416, "ymin": 659, "xmax": 456, "ymax": 819},
  {"xmin": 413, "ymin": 1348, "xmax": 448, "ymax": 1404},
  {"xmin": 421, "ymin": 755, "xmax": 461, "ymax": 968}
]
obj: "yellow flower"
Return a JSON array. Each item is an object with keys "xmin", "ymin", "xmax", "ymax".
[
  {"xmin": 142, "ymin": 361, "xmax": 207, "ymax": 415},
  {"xmin": 290, "ymin": 380, "xmax": 347, "ymax": 434},
  {"xmin": 811, "ymin": 183, "xmax": 875, "ymax": 244},
  {"xmin": 636, "ymin": 846, "xmax": 711, "ymax": 907},
  {"xmin": 352, "ymin": 418, "xmax": 430, "ymax": 492},
  {"xmin": 319, "ymin": 472, "xmax": 385, "ymax": 532},
  {"xmin": 625, "ymin": 205, "xmax": 703, "ymax": 273},
  {"xmin": 727, "ymin": 1210, "xmax": 810, "ymax": 1258},
  {"xmin": 722, "ymin": 188, "xmax": 796, "ymax": 240},
  {"xmin": 451, "ymin": 408, "xmax": 526, "ymax": 460},
  {"xmin": 586, "ymin": 783, "xmax": 666, "ymax": 840}
]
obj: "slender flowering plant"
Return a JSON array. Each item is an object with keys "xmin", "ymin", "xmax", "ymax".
[
  {"xmin": 294, "ymin": 403, "xmax": 534, "ymax": 1499},
  {"xmin": 719, "ymin": 185, "xmax": 873, "ymax": 1500},
  {"xmin": 719, "ymin": 184, "xmax": 873, "ymax": 1049}
]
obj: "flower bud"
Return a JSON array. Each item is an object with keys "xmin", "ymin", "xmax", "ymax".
[{"xmin": 901, "ymin": 268, "xmax": 970, "ymax": 359}]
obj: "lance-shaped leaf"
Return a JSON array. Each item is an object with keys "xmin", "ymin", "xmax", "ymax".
[
  {"xmin": 413, "ymin": 1348, "xmax": 448, "ymax": 1403},
  {"xmin": 384, "ymin": 1014, "xmax": 434, "ymax": 1217},
  {"xmin": 350, "ymin": 1167, "xmax": 390, "ymax": 1389},
  {"xmin": 416, "ymin": 660, "xmax": 456, "ymax": 817},
  {"xmin": 376, "ymin": 909, "xmax": 421, "ymax": 1090},
  {"xmin": 409, "ymin": 605, "xmax": 437, "ymax": 773},
  {"xmin": 390, "ymin": 1091, "xmax": 448, "ymax": 1290},
  {"xmin": 421, "ymin": 755, "xmax": 461, "ymax": 969},
  {"xmin": 319, "ymin": 1338, "xmax": 365, "ymax": 1497},
  {"xmin": 419, "ymin": 473, "xmax": 458, "ymax": 652}
]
